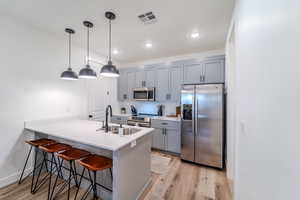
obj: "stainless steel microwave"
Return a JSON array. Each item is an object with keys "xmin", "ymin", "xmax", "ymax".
[{"xmin": 133, "ymin": 88, "xmax": 155, "ymax": 101}]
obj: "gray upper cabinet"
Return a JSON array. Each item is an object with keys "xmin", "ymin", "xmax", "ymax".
[
  {"xmin": 117, "ymin": 56, "xmax": 224, "ymax": 101},
  {"xmin": 145, "ymin": 69, "xmax": 156, "ymax": 88},
  {"xmin": 135, "ymin": 69, "xmax": 156, "ymax": 88},
  {"xmin": 183, "ymin": 57, "xmax": 225, "ymax": 84},
  {"xmin": 156, "ymin": 68, "xmax": 170, "ymax": 102},
  {"xmin": 127, "ymin": 71, "xmax": 136, "ymax": 100},
  {"xmin": 203, "ymin": 59, "xmax": 225, "ymax": 83},
  {"xmin": 183, "ymin": 63, "xmax": 203, "ymax": 84},
  {"xmin": 135, "ymin": 71, "xmax": 146, "ymax": 88},
  {"xmin": 169, "ymin": 66, "xmax": 183, "ymax": 102},
  {"xmin": 118, "ymin": 71, "xmax": 128, "ymax": 101}
]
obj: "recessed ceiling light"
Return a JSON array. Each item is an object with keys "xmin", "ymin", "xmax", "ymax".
[
  {"xmin": 145, "ymin": 42, "xmax": 153, "ymax": 48},
  {"xmin": 113, "ymin": 49, "xmax": 119, "ymax": 55},
  {"xmin": 191, "ymin": 32, "xmax": 200, "ymax": 39}
]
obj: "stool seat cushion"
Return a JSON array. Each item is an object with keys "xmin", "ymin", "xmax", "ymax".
[
  {"xmin": 57, "ymin": 148, "xmax": 91, "ymax": 161},
  {"xmin": 26, "ymin": 138, "xmax": 56, "ymax": 147},
  {"xmin": 79, "ymin": 154, "xmax": 112, "ymax": 171},
  {"xmin": 39, "ymin": 143, "xmax": 72, "ymax": 153}
]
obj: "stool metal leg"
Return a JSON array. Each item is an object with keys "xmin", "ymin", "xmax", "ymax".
[
  {"xmin": 30, "ymin": 147, "xmax": 38, "ymax": 193},
  {"xmin": 93, "ymin": 171, "xmax": 98, "ymax": 200},
  {"xmin": 18, "ymin": 145, "xmax": 33, "ymax": 184},
  {"xmin": 47, "ymin": 153, "xmax": 54, "ymax": 200},
  {"xmin": 74, "ymin": 167, "xmax": 85, "ymax": 200}
]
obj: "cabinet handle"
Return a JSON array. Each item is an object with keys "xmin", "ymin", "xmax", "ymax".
[
  {"xmin": 123, "ymin": 94, "xmax": 127, "ymax": 99},
  {"xmin": 161, "ymin": 122, "xmax": 168, "ymax": 125},
  {"xmin": 203, "ymin": 75, "xmax": 205, "ymax": 82}
]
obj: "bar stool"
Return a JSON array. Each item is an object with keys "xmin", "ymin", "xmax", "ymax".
[
  {"xmin": 50, "ymin": 148, "xmax": 91, "ymax": 200},
  {"xmin": 18, "ymin": 138, "xmax": 57, "ymax": 193},
  {"xmin": 75, "ymin": 154, "xmax": 113, "ymax": 200},
  {"xmin": 39, "ymin": 143, "xmax": 72, "ymax": 200}
]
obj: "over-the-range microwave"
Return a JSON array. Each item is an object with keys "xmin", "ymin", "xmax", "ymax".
[{"xmin": 133, "ymin": 88, "xmax": 155, "ymax": 101}]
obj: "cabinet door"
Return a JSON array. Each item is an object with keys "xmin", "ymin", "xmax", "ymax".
[
  {"xmin": 170, "ymin": 66, "xmax": 182, "ymax": 102},
  {"xmin": 135, "ymin": 71, "xmax": 146, "ymax": 88},
  {"xmin": 145, "ymin": 69, "xmax": 156, "ymax": 88},
  {"xmin": 152, "ymin": 128, "xmax": 165, "ymax": 150},
  {"xmin": 118, "ymin": 71, "xmax": 128, "ymax": 101},
  {"xmin": 183, "ymin": 63, "xmax": 203, "ymax": 84},
  {"xmin": 166, "ymin": 129, "xmax": 181, "ymax": 153},
  {"xmin": 127, "ymin": 72, "xmax": 136, "ymax": 100},
  {"xmin": 156, "ymin": 68, "xmax": 170, "ymax": 102},
  {"xmin": 203, "ymin": 59, "xmax": 225, "ymax": 83}
]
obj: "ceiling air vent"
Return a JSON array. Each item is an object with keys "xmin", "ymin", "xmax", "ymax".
[{"xmin": 138, "ymin": 12, "xmax": 157, "ymax": 24}]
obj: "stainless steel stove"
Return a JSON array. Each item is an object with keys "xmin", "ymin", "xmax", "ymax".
[{"xmin": 127, "ymin": 113, "xmax": 157, "ymax": 128}]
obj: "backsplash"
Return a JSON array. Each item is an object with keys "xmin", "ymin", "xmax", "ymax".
[{"xmin": 118, "ymin": 101, "xmax": 180, "ymax": 116}]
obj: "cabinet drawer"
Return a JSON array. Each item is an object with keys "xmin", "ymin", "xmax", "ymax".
[
  {"xmin": 111, "ymin": 116, "xmax": 128, "ymax": 124},
  {"xmin": 151, "ymin": 119, "xmax": 180, "ymax": 130}
]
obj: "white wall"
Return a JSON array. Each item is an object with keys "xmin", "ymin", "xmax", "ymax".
[
  {"xmin": 0, "ymin": 16, "xmax": 118, "ymax": 187},
  {"xmin": 228, "ymin": 0, "xmax": 300, "ymax": 199},
  {"xmin": 225, "ymin": 19, "xmax": 236, "ymax": 188}
]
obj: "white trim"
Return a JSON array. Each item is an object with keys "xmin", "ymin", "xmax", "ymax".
[
  {"xmin": 136, "ymin": 177, "xmax": 152, "ymax": 200},
  {"xmin": 0, "ymin": 167, "xmax": 33, "ymax": 188}
]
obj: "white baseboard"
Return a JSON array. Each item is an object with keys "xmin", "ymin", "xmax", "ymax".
[
  {"xmin": 0, "ymin": 167, "xmax": 33, "ymax": 188},
  {"xmin": 136, "ymin": 177, "xmax": 152, "ymax": 200}
]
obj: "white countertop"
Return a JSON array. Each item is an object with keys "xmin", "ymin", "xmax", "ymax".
[
  {"xmin": 151, "ymin": 116, "xmax": 181, "ymax": 122},
  {"xmin": 24, "ymin": 118, "xmax": 154, "ymax": 151}
]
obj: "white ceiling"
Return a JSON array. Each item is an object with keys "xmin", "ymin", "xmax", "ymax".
[{"xmin": 0, "ymin": 0, "xmax": 235, "ymax": 64}]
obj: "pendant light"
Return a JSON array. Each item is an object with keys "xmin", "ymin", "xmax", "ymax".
[
  {"xmin": 79, "ymin": 21, "xmax": 97, "ymax": 79},
  {"xmin": 61, "ymin": 28, "xmax": 78, "ymax": 80},
  {"xmin": 100, "ymin": 12, "xmax": 120, "ymax": 78}
]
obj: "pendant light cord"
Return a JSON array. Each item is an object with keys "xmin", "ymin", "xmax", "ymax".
[
  {"xmin": 68, "ymin": 32, "xmax": 71, "ymax": 69},
  {"xmin": 87, "ymin": 26, "xmax": 90, "ymax": 65},
  {"xmin": 109, "ymin": 19, "xmax": 111, "ymax": 62}
]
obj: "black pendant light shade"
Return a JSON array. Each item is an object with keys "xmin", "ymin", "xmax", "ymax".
[
  {"xmin": 79, "ymin": 21, "xmax": 97, "ymax": 79},
  {"xmin": 79, "ymin": 64, "xmax": 97, "ymax": 79},
  {"xmin": 61, "ymin": 68, "xmax": 78, "ymax": 80},
  {"xmin": 100, "ymin": 12, "xmax": 120, "ymax": 78},
  {"xmin": 100, "ymin": 61, "xmax": 119, "ymax": 77},
  {"xmin": 61, "ymin": 28, "xmax": 78, "ymax": 80}
]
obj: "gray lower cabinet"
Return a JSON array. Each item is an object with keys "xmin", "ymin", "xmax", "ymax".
[
  {"xmin": 152, "ymin": 128, "xmax": 165, "ymax": 150},
  {"xmin": 165, "ymin": 129, "xmax": 181, "ymax": 153},
  {"xmin": 151, "ymin": 119, "xmax": 181, "ymax": 154}
]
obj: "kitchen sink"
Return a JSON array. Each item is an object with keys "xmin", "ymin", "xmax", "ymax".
[{"xmin": 97, "ymin": 126, "xmax": 141, "ymax": 135}]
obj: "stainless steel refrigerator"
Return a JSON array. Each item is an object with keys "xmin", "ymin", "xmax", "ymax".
[{"xmin": 181, "ymin": 84, "xmax": 224, "ymax": 168}]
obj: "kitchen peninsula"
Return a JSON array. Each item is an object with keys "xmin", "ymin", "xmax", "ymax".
[{"xmin": 24, "ymin": 118, "xmax": 154, "ymax": 200}]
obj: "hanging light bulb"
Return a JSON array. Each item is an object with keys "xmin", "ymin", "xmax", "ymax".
[
  {"xmin": 79, "ymin": 21, "xmax": 97, "ymax": 79},
  {"xmin": 100, "ymin": 12, "xmax": 120, "ymax": 78},
  {"xmin": 61, "ymin": 28, "xmax": 78, "ymax": 80}
]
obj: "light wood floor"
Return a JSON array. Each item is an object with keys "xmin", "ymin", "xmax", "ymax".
[
  {"xmin": 0, "ymin": 152, "xmax": 232, "ymax": 200},
  {"xmin": 140, "ymin": 151, "xmax": 232, "ymax": 200}
]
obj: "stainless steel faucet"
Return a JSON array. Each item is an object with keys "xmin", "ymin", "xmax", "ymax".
[{"xmin": 105, "ymin": 105, "xmax": 113, "ymax": 132}]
